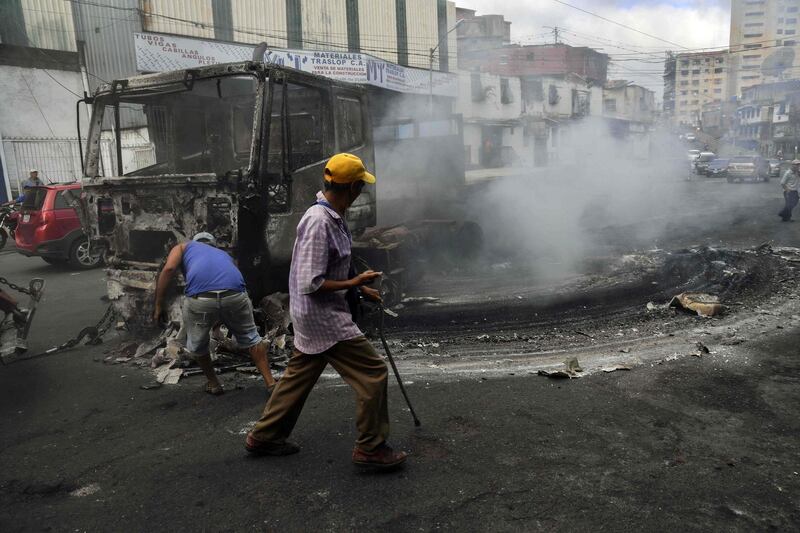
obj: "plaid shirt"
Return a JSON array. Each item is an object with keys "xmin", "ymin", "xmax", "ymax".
[{"xmin": 288, "ymin": 192, "xmax": 363, "ymax": 354}]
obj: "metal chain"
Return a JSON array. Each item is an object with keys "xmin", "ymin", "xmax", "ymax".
[
  {"xmin": 0, "ymin": 276, "xmax": 33, "ymax": 296},
  {"xmin": 35, "ymin": 304, "xmax": 117, "ymax": 357}
]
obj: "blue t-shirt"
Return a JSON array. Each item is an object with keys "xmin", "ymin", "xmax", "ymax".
[{"xmin": 182, "ymin": 241, "xmax": 246, "ymax": 297}]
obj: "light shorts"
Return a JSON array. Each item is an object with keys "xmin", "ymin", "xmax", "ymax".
[{"xmin": 183, "ymin": 291, "xmax": 261, "ymax": 355}]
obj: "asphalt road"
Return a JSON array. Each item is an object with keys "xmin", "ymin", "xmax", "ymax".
[{"xmin": 1, "ymin": 177, "xmax": 799, "ymax": 531}]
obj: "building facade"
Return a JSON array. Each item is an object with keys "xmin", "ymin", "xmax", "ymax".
[
  {"xmin": 459, "ymin": 42, "xmax": 609, "ymax": 84},
  {"xmin": 663, "ymin": 52, "xmax": 676, "ymax": 123},
  {"xmin": 673, "ymin": 50, "xmax": 729, "ymax": 127},
  {"xmin": 729, "ymin": 0, "xmax": 800, "ymax": 98},
  {"xmin": 140, "ymin": 0, "xmax": 458, "ymax": 72},
  {"xmin": 732, "ymin": 79, "xmax": 800, "ymax": 155}
]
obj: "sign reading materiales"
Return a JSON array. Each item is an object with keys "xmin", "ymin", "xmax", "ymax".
[{"xmin": 134, "ymin": 32, "xmax": 457, "ymax": 97}]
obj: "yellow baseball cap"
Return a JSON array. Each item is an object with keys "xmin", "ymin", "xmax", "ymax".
[{"xmin": 324, "ymin": 153, "xmax": 376, "ymax": 185}]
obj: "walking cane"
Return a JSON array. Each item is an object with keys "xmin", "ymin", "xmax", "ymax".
[{"xmin": 378, "ymin": 302, "xmax": 421, "ymax": 427}]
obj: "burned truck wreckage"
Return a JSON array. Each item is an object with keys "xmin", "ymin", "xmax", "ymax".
[{"xmin": 75, "ymin": 61, "xmax": 481, "ymax": 329}]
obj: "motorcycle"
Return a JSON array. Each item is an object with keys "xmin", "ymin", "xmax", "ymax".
[{"xmin": 0, "ymin": 201, "xmax": 20, "ymax": 250}]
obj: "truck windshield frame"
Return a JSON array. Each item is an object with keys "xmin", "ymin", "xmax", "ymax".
[{"xmin": 84, "ymin": 73, "xmax": 261, "ymax": 179}]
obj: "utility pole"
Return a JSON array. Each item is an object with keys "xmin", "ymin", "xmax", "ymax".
[
  {"xmin": 429, "ymin": 19, "xmax": 464, "ymax": 115},
  {"xmin": 543, "ymin": 26, "xmax": 561, "ymax": 45}
]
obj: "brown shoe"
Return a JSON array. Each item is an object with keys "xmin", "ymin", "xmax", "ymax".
[
  {"xmin": 352, "ymin": 443, "xmax": 408, "ymax": 469},
  {"xmin": 245, "ymin": 433, "xmax": 300, "ymax": 456}
]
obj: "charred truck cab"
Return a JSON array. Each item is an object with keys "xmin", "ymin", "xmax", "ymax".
[{"xmin": 81, "ymin": 62, "xmax": 375, "ymax": 325}]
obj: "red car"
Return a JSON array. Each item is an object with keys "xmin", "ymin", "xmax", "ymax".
[{"xmin": 14, "ymin": 184, "xmax": 103, "ymax": 269}]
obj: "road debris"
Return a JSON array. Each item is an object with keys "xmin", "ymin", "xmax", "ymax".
[
  {"xmin": 646, "ymin": 301, "xmax": 670, "ymax": 312},
  {"xmin": 538, "ymin": 357, "xmax": 584, "ymax": 379},
  {"xmin": 694, "ymin": 341, "xmax": 710, "ymax": 357},
  {"xmin": 602, "ymin": 365, "xmax": 632, "ymax": 373},
  {"xmin": 156, "ymin": 365, "xmax": 183, "ymax": 385},
  {"xmin": 401, "ymin": 297, "xmax": 440, "ymax": 305},
  {"xmin": 69, "ymin": 483, "xmax": 101, "ymax": 497},
  {"xmin": 669, "ymin": 292, "xmax": 724, "ymax": 317}
]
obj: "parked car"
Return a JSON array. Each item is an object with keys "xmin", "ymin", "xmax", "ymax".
[
  {"xmin": 14, "ymin": 184, "xmax": 103, "ymax": 269},
  {"xmin": 726, "ymin": 155, "xmax": 770, "ymax": 183},
  {"xmin": 694, "ymin": 151, "xmax": 717, "ymax": 175},
  {"xmin": 705, "ymin": 158, "xmax": 729, "ymax": 178},
  {"xmin": 768, "ymin": 159, "xmax": 782, "ymax": 177}
]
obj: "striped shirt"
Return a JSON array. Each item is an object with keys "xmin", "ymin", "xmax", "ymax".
[{"xmin": 288, "ymin": 192, "xmax": 363, "ymax": 354}]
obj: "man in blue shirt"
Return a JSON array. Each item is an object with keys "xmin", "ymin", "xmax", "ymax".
[{"xmin": 153, "ymin": 232, "xmax": 276, "ymax": 395}]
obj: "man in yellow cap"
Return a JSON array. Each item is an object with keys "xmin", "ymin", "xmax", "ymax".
[{"xmin": 246, "ymin": 153, "xmax": 408, "ymax": 469}]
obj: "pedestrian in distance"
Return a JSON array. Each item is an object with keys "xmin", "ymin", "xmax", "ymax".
[
  {"xmin": 153, "ymin": 232, "xmax": 277, "ymax": 395},
  {"xmin": 17, "ymin": 169, "xmax": 43, "ymax": 202},
  {"xmin": 245, "ymin": 153, "xmax": 408, "ymax": 469},
  {"xmin": 21, "ymin": 169, "xmax": 42, "ymax": 190},
  {"xmin": 779, "ymin": 160, "xmax": 800, "ymax": 222}
]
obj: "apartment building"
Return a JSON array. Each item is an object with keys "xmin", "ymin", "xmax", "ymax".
[
  {"xmin": 730, "ymin": 0, "xmax": 800, "ymax": 97},
  {"xmin": 673, "ymin": 50, "xmax": 729, "ymax": 127}
]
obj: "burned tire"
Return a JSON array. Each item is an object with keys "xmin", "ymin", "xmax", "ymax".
[{"xmin": 68, "ymin": 237, "xmax": 103, "ymax": 270}]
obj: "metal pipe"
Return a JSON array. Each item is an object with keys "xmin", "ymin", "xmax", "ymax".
[
  {"xmin": 76, "ymin": 100, "xmax": 85, "ymax": 176},
  {"xmin": 428, "ymin": 19, "xmax": 463, "ymax": 115},
  {"xmin": 114, "ymin": 103, "xmax": 122, "ymax": 176}
]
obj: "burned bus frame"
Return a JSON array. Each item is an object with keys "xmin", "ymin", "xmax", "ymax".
[{"xmin": 79, "ymin": 62, "xmax": 375, "ymax": 326}]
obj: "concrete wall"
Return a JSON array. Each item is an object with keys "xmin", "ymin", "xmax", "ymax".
[
  {"xmin": 0, "ymin": 65, "xmax": 89, "ymax": 190},
  {"xmin": 0, "ymin": 66, "xmax": 86, "ymax": 138}
]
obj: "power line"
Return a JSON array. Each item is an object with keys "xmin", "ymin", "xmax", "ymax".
[{"xmin": 550, "ymin": 0, "xmax": 689, "ymax": 50}]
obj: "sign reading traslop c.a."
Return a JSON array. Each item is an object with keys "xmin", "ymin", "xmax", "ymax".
[
  {"xmin": 262, "ymin": 48, "xmax": 458, "ymax": 97},
  {"xmin": 134, "ymin": 32, "xmax": 457, "ymax": 97}
]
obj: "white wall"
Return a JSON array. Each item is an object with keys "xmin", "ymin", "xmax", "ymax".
[
  {"xmin": 0, "ymin": 66, "xmax": 86, "ymax": 139},
  {"xmin": 0, "ymin": 66, "xmax": 89, "ymax": 190}
]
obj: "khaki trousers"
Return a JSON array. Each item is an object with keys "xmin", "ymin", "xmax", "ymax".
[{"xmin": 249, "ymin": 336, "xmax": 390, "ymax": 452}]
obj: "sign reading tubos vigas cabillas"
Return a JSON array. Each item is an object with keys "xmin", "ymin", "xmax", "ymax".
[{"xmin": 133, "ymin": 32, "xmax": 458, "ymax": 97}]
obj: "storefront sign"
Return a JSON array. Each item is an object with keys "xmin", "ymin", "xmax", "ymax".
[
  {"xmin": 134, "ymin": 33, "xmax": 457, "ymax": 97},
  {"xmin": 134, "ymin": 33, "xmax": 252, "ymax": 71}
]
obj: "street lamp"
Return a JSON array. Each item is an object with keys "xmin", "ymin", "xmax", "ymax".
[{"xmin": 429, "ymin": 19, "xmax": 464, "ymax": 114}]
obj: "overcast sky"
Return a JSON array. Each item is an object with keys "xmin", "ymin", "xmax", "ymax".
[{"xmin": 462, "ymin": 0, "xmax": 731, "ymax": 100}]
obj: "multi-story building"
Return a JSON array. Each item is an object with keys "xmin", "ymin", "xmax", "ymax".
[
  {"xmin": 729, "ymin": 0, "xmax": 800, "ymax": 98},
  {"xmin": 456, "ymin": 72, "xmax": 525, "ymax": 172},
  {"xmin": 455, "ymin": 6, "xmax": 511, "ymax": 62},
  {"xmin": 672, "ymin": 50, "xmax": 729, "ymax": 127},
  {"xmin": 602, "ymin": 81, "xmax": 655, "ymax": 155},
  {"xmin": 459, "ymin": 42, "xmax": 609, "ymax": 84},
  {"xmin": 663, "ymin": 52, "xmax": 676, "ymax": 122},
  {"xmin": 733, "ymin": 79, "xmax": 800, "ymax": 155},
  {"xmin": 456, "ymin": 12, "xmax": 608, "ymax": 85}
]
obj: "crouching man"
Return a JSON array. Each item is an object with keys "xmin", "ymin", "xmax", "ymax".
[
  {"xmin": 245, "ymin": 153, "xmax": 408, "ymax": 469},
  {"xmin": 153, "ymin": 232, "xmax": 276, "ymax": 395}
]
